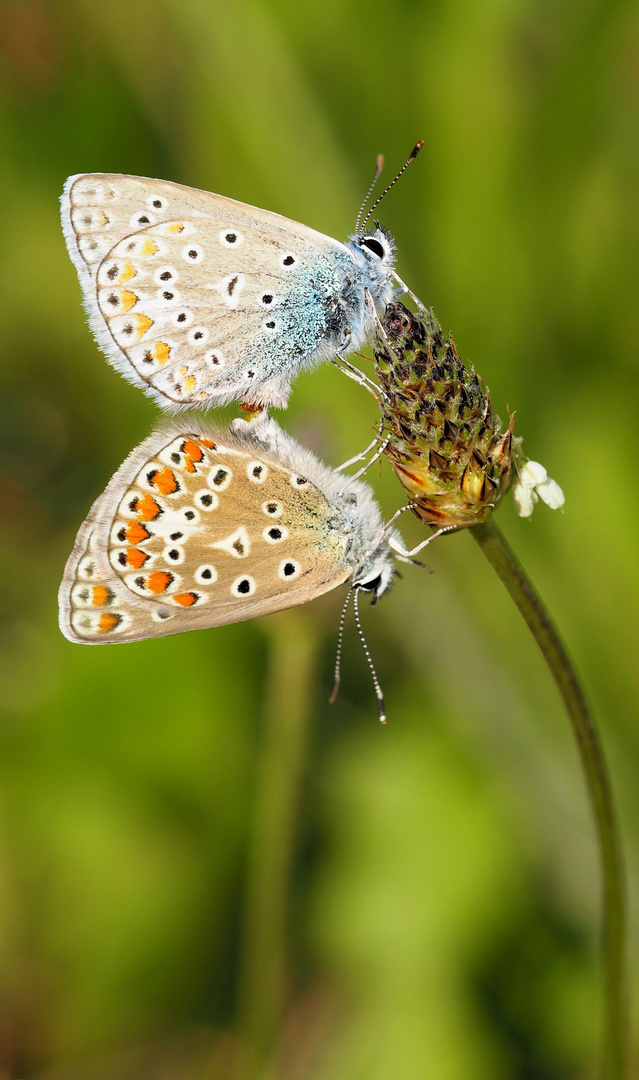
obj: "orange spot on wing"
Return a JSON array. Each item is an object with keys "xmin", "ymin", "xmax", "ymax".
[
  {"xmin": 167, "ymin": 222, "xmax": 185, "ymax": 233},
  {"xmin": 179, "ymin": 365, "xmax": 188, "ymax": 376},
  {"xmin": 140, "ymin": 239, "xmax": 159, "ymax": 257},
  {"xmin": 173, "ymin": 592, "xmax": 198, "ymax": 607},
  {"xmin": 125, "ymin": 548, "xmax": 149, "ymax": 569},
  {"xmin": 198, "ymin": 438, "xmax": 217, "ymax": 449},
  {"xmin": 182, "ymin": 439, "xmax": 203, "ymax": 461},
  {"xmin": 134, "ymin": 314, "xmax": 154, "ymax": 338},
  {"xmin": 119, "ymin": 289, "xmax": 138, "ymax": 312},
  {"xmin": 98, "ymin": 612, "xmax": 121, "ymax": 633},
  {"xmin": 118, "ymin": 262, "xmax": 136, "ymax": 283},
  {"xmin": 134, "ymin": 493, "xmax": 162, "ymax": 521},
  {"xmin": 151, "ymin": 467, "xmax": 178, "ymax": 495},
  {"xmin": 124, "ymin": 522, "xmax": 150, "ymax": 544},
  {"xmin": 182, "ymin": 438, "xmax": 204, "ymax": 473},
  {"xmin": 91, "ymin": 585, "xmax": 111, "ymax": 606},
  {"xmin": 183, "ymin": 375, "xmax": 196, "ymax": 393},
  {"xmin": 152, "ymin": 341, "xmax": 171, "ymax": 365},
  {"xmin": 146, "ymin": 571, "xmax": 173, "ymax": 594}
]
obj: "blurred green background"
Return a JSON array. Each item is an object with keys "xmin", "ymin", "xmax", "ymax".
[{"xmin": 0, "ymin": 0, "xmax": 637, "ymax": 1076}]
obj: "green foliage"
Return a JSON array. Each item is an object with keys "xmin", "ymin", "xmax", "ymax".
[{"xmin": 0, "ymin": 0, "xmax": 636, "ymax": 1075}]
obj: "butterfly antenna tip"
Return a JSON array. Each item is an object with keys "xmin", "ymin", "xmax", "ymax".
[
  {"xmin": 353, "ymin": 588, "xmax": 387, "ymax": 723},
  {"xmin": 361, "ymin": 140, "xmax": 424, "ymax": 230}
]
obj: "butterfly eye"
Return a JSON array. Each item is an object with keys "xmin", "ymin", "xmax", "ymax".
[
  {"xmin": 357, "ymin": 573, "xmax": 382, "ymax": 593},
  {"xmin": 361, "ymin": 237, "xmax": 386, "ymax": 259}
]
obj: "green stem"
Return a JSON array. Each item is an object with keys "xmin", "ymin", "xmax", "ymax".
[
  {"xmin": 237, "ymin": 612, "xmax": 318, "ymax": 1080},
  {"xmin": 472, "ymin": 518, "xmax": 627, "ymax": 1079}
]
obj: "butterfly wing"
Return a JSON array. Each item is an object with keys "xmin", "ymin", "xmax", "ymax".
[
  {"xmin": 61, "ymin": 174, "xmax": 359, "ymax": 409},
  {"xmin": 59, "ymin": 423, "xmax": 351, "ymax": 643}
]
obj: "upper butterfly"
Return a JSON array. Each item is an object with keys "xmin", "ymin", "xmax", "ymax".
[{"xmin": 61, "ymin": 172, "xmax": 399, "ymax": 410}]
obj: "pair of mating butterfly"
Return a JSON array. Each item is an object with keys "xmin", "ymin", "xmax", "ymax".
[{"xmin": 59, "ymin": 149, "xmax": 424, "ymax": 719}]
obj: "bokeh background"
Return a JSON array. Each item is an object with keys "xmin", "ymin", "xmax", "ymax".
[{"xmin": 0, "ymin": 1, "xmax": 637, "ymax": 1077}]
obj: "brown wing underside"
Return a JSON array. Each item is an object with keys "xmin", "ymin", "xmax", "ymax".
[{"xmin": 59, "ymin": 428, "xmax": 350, "ymax": 643}]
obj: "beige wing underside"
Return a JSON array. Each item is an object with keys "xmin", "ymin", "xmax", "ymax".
[
  {"xmin": 61, "ymin": 174, "xmax": 354, "ymax": 408},
  {"xmin": 59, "ymin": 427, "xmax": 350, "ymax": 643}
]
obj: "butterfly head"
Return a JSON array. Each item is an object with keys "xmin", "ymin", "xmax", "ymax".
[
  {"xmin": 356, "ymin": 224, "xmax": 394, "ymax": 263},
  {"xmin": 353, "ymin": 558, "xmax": 394, "ymax": 606},
  {"xmin": 348, "ymin": 223, "xmax": 396, "ymax": 305},
  {"xmin": 348, "ymin": 510, "xmax": 396, "ymax": 606}
]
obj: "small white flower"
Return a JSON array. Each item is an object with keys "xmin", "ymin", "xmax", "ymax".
[
  {"xmin": 513, "ymin": 481, "xmax": 536, "ymax": 518},
  {"xmin": 513, "ymin": 460, "xmax": 565, "ymax": 518}
]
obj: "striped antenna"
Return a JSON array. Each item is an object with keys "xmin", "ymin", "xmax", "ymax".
[
  {"xmin": 353, "ymin": 588, "xmax": 387, "ymax": 724},
  {"xmin": 355, "ymin": 154, "xmax": 385, "ymax": 234},
  {"xmin": 329, "ymin": 587, "xmax": 353, "ymax": 705},
  {"xmin": 361, "ymin": 141, "xmax": 424, "ymax": 231}
]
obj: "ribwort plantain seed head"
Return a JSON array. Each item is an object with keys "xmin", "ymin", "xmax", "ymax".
[{"xmin": 374, "ymin": 302, "xmax": 562, "ymax": 531}]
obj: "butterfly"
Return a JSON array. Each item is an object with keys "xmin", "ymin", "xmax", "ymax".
[
  {"xmin": 60, "ymin": 170, "xmax": 404, "ymax": 410},
  {"xmin": 59, "ymin": 415, "xmax": 395, "ymax": 648}
]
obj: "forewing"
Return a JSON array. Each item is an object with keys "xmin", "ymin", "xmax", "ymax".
[
  {"xmin": 62, "ymin": 174, "xmax": 356, "ymax": 408},
  {"xmin": 59, "ymin": 426, "xmax": 350, "ymax": 643}
]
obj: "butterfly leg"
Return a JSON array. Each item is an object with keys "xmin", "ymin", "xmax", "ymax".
[
  {"xmin": 384, "ymin": 503, "xmax": 413, "ymax": 531},
  {"xmin": 363, "ymin": 286, "xmax": 406, "ymax": 370},
  {"xmin": 381, "ymin": 507, "xmax": 434, "ymax": 571},
  {"xmin": 331, "ymin": 354, "xmax": 383, "ymax": 402},
  {"xmin": 364, "ymin": 286, "xmax": 391, "ymax": 339},
  {"xmin": 335, "ymin": 418, "xmax": 387, "ymax": 473},
  {"xmin": 387, "ymin": 524, "xmax": 458, "ymax": 558},
  {"xmin": 335, "ymin": 435, "xmax": 380, "ymax": 473},
  {"xmin": 338, "ymin": 435, "xmax": 390, "ymax": 491},
  {"xmin": 391, "ymin": 271, "xmax": 439, "ymax": 321}
]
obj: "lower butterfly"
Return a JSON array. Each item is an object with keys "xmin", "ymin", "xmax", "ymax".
[{"xmin": 59, "ymin": 416, "xmax": 395, "ymax": 646}]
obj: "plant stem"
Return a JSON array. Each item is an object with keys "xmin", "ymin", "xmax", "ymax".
[
  {"xmin": 472, "ymin": 517, "xmax": 627, "ymax": 1080},
  {"xmin": 237, "ymin": 611, "xmax": 318, "ymax": 1080}
]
